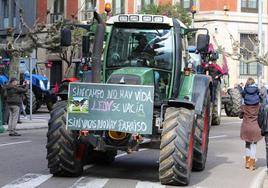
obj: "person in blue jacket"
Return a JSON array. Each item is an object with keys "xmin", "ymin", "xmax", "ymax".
[{"xmin": 240, "ymin": 77, "xmax": 262, "ymax": 170}]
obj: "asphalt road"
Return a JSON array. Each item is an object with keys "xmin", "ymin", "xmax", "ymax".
[{"xmin": 0, "ymin": 114, "xmax": 267, "ymax": 188}]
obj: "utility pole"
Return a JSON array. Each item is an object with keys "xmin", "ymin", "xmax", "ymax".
[
  {"xmin": 257, "ymin": 0, "xmax": 263, "ymax": 85},
  {"xmin": 29, "ymin": 56, "xmax": 32, "ymax": 120}
]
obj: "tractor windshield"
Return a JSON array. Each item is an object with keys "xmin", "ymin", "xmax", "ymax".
[{"xmin": 106, "ymin": 26, "xmax": 173, "ymax": 70}]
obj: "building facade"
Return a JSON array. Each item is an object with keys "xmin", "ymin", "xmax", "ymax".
[{"xmin": 193, "ymin": 0, "xmax": 268, "ymax": 87}]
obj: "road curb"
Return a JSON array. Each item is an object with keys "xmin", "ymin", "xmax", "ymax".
[
  {"xmin": 250, "ymin": 168, "xmax": 267, "ymax": 188},
  {"xmin": 1, "ymin": 119, "xmax": 48, "ymax": 132}
]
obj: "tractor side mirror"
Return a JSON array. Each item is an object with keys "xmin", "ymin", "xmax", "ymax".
[
  {"xmin": 60, "ymin": 29, "xmax": 72, "ymax": 47},
  {"xmin": 196, "ymin": 34, "xmax": 210, "ymax": 53},
  {"xmin": 82, "ymin": 35, "xmax": 90, "ymax": 57}
]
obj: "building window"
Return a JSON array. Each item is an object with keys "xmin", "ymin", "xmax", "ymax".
[
  {"xmin": 180, "ymin": 0, "xmax": 194, "ymax": 10},
  {"xmin": 112, "ymin": 0, "xmax": 125, "ymax": 15},
  {"xmin": 85, "ymin": 0, "xmax": 93, "ymax": 10},
  {"xmin": 54, "ymin": 0, "xmax": 64, "ymax": 14},
  {"xmin": 241, "ymin": 0, "xmax": 258, "ymax": 13},
  {"xmin": 51, "ymin": 0, "xmax": 64, "ymax": 23},
  {"xmin": 2, "ymin": 0, "xmax": 16, "ymax": 28},
  {"xmin": 239, "ymin": 33, "xmax": 258, "ymax": 75},
  {"xmin": 81, "ymin": 0, "xmax": 94, "ymax": 21},
  {"xmin": 13, "ymin": 1, "xmax": 16, "ymax": 27},
  {"xmin": 3, "ymin": 0, "xmax": 9, "ymax": 18},
  {"xmin": 141, "ymin": 0, "xmax": 154, "ymax": 9}
]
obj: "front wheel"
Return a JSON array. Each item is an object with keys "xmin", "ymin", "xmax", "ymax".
[
  {"xmin": 24, "ymin": 89, "xmax": 38, "ymax": 114},
  {"xmin": 46, "ymin": 101, "xmax": 84, "ymax": 176},
  {"xmin": 159, "ymin": 107, "xmax": 195, "ymax": 186}
]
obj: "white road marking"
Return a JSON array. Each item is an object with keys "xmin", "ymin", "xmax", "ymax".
[
  {"xmin": 135, "ymin": 181, "xmax": 165, "ymax": 188},
  {"xmin": 220, "ymin": 121, "xmax": 242, "ymax": 125},
  {"xmin": 0, "ymin": 141, "xmax": 32, "ymax": 147},
  {"xmin": 250, "ymin": 168, "xmax": 267, "ymax": 188},
  {"xmin": 83, "ymin": 164, "xmax": 94, "ymax": 171},
  {"xmin": 70, "ymin": 177, "xmax": 109, "ymax": 188},
  {"xmin": 115, "ymin": 148, "xmax": 148, "ymax": 158},
  {"xmin": 1, "ymin": 148, "xmax": 150, "ymax": 187},
  {"xmin": 209, "ymin": 135, "xmax": 227, "ymax": 139},
  {"xmin": 2, "ymin": 173, "xmax": 52, "ymax": 188}
]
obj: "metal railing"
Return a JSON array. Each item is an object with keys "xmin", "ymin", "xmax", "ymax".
[
  {"xmin": 50, "ymin": 13, "xmax": 63, "ymax": 23},
  {"xmin": 80, "ymin": 10, "xmax": 93, "ymax": 22}
]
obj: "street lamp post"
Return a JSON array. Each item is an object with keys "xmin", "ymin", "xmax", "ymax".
[
  {"xmin": 257, "ymin": 0, "xmax": 263, "ymax": 85},
  {"xmin": 28, "ymin": 55, "xmax": 33, "ymax": 120},
  {"xmin": 191, "ymin": 5, "xmax": 197, "ymax": 28}
]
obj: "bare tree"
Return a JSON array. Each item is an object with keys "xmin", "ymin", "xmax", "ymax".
[
  {"xmin": 0, "ymin": 9, "xmax": 84, "ymax": 80},
  {"xmin": 213, "ymin": 32, "xmax": 268, "ymax": 66}
]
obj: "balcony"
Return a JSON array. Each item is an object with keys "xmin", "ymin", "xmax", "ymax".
[
  {"xmin": 80, "ymin": 10, "xmax": 93, "ymax": 22},
  {"xmin": 50, "ymin": 13, "xmax": 64, "ymax": 23}
]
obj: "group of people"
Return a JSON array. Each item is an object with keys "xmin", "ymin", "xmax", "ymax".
[
  {"xmin": 1, "ymin": 78, "xmax": 28, "ymax": 136},
  {"xmin": 239, "ymin": 77, "xmax": 268, "ymax": 172}
]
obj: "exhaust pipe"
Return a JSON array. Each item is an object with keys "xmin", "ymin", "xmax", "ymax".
[{"xmin": 91, "ymin": 12, "xmax": 105, "ymax": 83}]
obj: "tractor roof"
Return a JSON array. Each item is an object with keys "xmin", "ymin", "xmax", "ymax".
[{"xmin": 106, "ymin": 14, "xmax": 187, "ymax": 29}]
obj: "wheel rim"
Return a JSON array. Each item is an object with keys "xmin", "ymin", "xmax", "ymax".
[{"xmin": 202, "ymin": 107, "xmax": 209, "ymax": 152}]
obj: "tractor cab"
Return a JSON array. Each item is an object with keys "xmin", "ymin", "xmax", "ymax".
[{"xmin": 103, "ymin": 15, "xmax": 188, "ymax": 105}]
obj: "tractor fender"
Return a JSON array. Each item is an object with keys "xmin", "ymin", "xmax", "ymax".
[
  {"xmin": 168, "ymin": 100, "xmax": 195, "ymax": 110},
  {"xmin": 192, "ymin": 74, "xmax": 211, "ymax": 115}
]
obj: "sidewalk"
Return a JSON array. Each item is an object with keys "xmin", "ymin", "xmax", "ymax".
[
  {"xmin": 2, "ymin": 118, "xmax": 48, "ymax": 131},
  {"xmin": 263, "ymin": 177, "xmax": 268, "ymax": 188}
]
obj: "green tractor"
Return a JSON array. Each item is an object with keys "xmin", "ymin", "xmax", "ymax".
[{"xmin": 46, "ymin": 13, "xmax": 212, "ymax": 186}]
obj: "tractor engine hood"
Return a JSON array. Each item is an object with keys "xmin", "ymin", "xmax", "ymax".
[
  {"xmin": 107, "ymin": 67, "xmax": 154, "ymax": 85},
  {"xmin": 24, "ymin": 73, "xmax": 50, "ymax": 91}
]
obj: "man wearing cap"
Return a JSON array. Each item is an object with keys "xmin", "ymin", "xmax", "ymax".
[{"xmin": 5, "ymin": 78, "xmax": 28, "ymax": 136}]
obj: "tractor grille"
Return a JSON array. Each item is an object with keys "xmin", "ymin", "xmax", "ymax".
[
  {"xmin": 43, "ymin": 80, "xmax": 48, "ymax": 89},
  {"xmin": 43, "ymin": 80, "xmax": 48, "ymax": 86},
  {"xmin": 107, "ymin": 75, "xmax": 141, "ymax": 85}
]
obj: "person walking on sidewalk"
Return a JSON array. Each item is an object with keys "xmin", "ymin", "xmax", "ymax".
[
  {"xmin": 5, "ymin": 78, "xmax": 28, "ymax": 136},
  {"xmin": 240, "ymin": 77, "xmax": 262, "ymax": 170}
]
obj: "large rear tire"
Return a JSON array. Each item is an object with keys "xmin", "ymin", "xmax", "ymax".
[
  {"xmin": 46, "ymin": 101, "xmax": 83, "ymax": 176},
  {"xmin": 224, "ymin": 88, "xmax": 241, "ymax": 117},
  {"xmin": 24, "ymin": 90, "xmax": 38, "ymax": 114},
  {"xmin": 193, "ymin": 91, "xmax": 211, "ymax": 171},
  {"xmin": 159, "ymin": 107, "xmax": 195, "ymax": 186},
  {"xmin": 212, "ymin": 83, "xmax": 221, "ymax": 125}
]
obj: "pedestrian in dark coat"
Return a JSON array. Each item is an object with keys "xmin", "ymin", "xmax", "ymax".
[
  {"xmin": 240, "ymin": 77, "xmax": 262, "ymax": 170},
  {"xmin": 5, "ymin": 78, "xmax": 28, "ymax": 136},
  {"xmin": 258, "ymin": 104, "xmax": 268, "ymax": 174}
]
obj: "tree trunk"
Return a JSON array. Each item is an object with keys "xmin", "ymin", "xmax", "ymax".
[{"xmin": 8, "ymin": 52, "xmax": 20, "ymax": 80}]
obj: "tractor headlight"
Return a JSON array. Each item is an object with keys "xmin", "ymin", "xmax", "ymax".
[{"xmin": 39, "ymin": 80, "xmax": 46, "ymax": 91}]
